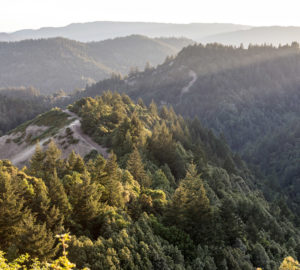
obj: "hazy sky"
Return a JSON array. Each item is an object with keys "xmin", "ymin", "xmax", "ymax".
[{"xmin": 1, "ymin": 0, "xmax": 300, "ymax": 32}]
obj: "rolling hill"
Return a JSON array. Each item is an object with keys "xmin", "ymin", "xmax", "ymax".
[
  {"xmin": 0, "ymin": 35, "xmax": 193, "ymax": 94},
  {"xmin": 3, "ymin": 21, "xmax": 300, "ymax": 47},
  {"xmin": 80, "ymin": 42, "xmax": 300, "ymax": 150},
  {"xmin": 0, "ymin": 87, "xmax": 53, "ymax": 135},
  {"xmin": 0, "ymin": 21, "xmax": 250, "ymax": 42},
  {"xmin": 75, "ymin": 43, "xmax": 300, "ymax": 214},
  {"xmin": 201, "ymin": 26, "xmax": 300, "ymax": 46}
]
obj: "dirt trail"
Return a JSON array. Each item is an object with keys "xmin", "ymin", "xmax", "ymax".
[
  {"xmin": 63, "ymin": 110, "xmax": 109, "ymax": 158},
  {"xmin": 0, "ymin": 110, "xmax": 109, "ymax": 167},
  {"xmin": 0, "ymin": 125, "xmax": 48, "ymax": 166},
  {"xmin": 10, "ymin": 138, "xmax": 48, "ymax": 165},
  {"xmin": 181, "ymin": 70, "xmax": 197, "ymax": 95}
]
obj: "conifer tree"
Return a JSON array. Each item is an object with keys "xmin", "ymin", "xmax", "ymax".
[
  {"xmin": 43, "ymin": 140, "xmax": 61, "ymax": 174},
  {"xmin": 73, "ymin": 155, "xmax": 85, "ymax": 174},
  {"xmin": 220, "ymin": 197, "xmax": 245, "ymax": 245},
  {"xmin": 149, "ymin": 100, "xmax": 158, "ymax": 116},
  {"xmin": 67, "ymin": 151, "xmax": 77, "ymax": 172},
  {"xmin": 167, "ymin": 164, "xmax": 212, "ymax": 243},
  {"xmin": 126, "ymin": 148, "xmax": 151, "ymax": 187},
  {"xmin": 130, "ymin": 112, "xmax": 143, "ymax": 146},
  {"xmin": 138, "ymin": 98, "xmax": 146, "ymax": 108},
  {"xmin": 89, "ymin": 154, "xmax": 106, "ymax": 183},
  {"xmin": 103, "ymin": 153, "xmax": 125, "ymax": 207},
  {"xmin": 18, "ymin": 213, "xmax": 57, "ymax": 260},
  {"xmin": 26, "ymin": 176, "xmax": 51, "ymax": 223},
  {"xmin": 48, "ymin": 170, "xmax": 71, "ymax": 218},
  {"xmin": 27, "ymin": 142, "xmax": 45, "ymax": 178},
  {"xmin": 0, "ymin": 169, "xmax": 25, "ymax": 249},
  {"xmin": 70, "ymin": 170, "xmax": 102, "ymax": 227},
  {"xmin": 160, "ymin": 106, "xmax": 169, "ymax": 120},
  {"xmin": 223, "ymin": 156, "xmax": 236, "ymax": 174},
  {"xmin": 46, "ymin": 205, "xmax": 64, "ymax": 235},
  {"xmin": 152, "ymin": 169, "xmax": 169, "ymax": 190},
  {"xmin": 148, "ymin": 122, "xmax": 178, "ymax": 176}
]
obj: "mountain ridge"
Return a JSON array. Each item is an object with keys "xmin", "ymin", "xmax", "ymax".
[
  {"xmin": 0, "ymin": 92, "xmax": 298, "ymax": 268},
  {"xmin": 73, "ymin": 43, "xmax": 300, "ymax": 215},
  {"xmin": 0, "ymin": 21, "xmax": 250, "ymax": 42},
  {"xmin": 0, "ymin": 35, "xmax": 193, "ymax": 93},
  {"xmin": 201, "ymin": 26, "xmax": 300, "ymax": 45}
]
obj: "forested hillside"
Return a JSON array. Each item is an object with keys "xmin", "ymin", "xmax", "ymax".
[
  {"xmin": 0, "ymin": 35, "xmax": 193, "ymax": 93},
  {"xmin": 202, "ymin": 26, "xmax": 300, "ymax": 46},
  {"xmin": 0, "ymin": 93, "xmax": 299, "ymax": 269},
  {"xmin": 82, "ymin": 43, "xmax": 300, "ymax": 152},
  {"xmin": 0, "ymin": 87, "xmax": 53, "ymax": 135},
  {"xmin": 77, "ymin": 43, "xmax": 300, "ymax": 215}
]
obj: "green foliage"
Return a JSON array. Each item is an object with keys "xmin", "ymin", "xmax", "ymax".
[
  {"xmin": 166, "ymin": 164, "xmax": 212, "ymax": 244},
  {"xmin": 18, "ymin": 213, "xmax": 57, "ymax": 260},
  {"xmin": 0, "ymin": 87, "xmax": 51, "ymax": 135},
  {"xmin": 0, "ymin": 36, "xmax": 193, "ymax": 95},
  {"xmin": 0, "ymin": 163, "xmax": 25, "ymax": 249},
  {"xmin": 1, "ymin": 94, "xmax": 300, "ymax": 269},
  {"xmin": 78, "ymin": 43, "xmax": 300, "ymax": 218},
  {"xmin": 126, "ymin": 147, "xmax": 151, "ymax": 187},
  {"xmin": 0, "ymin": 233, "xmax": 86, "ymax": 270}
]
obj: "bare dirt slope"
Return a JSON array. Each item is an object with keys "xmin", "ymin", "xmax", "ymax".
[{"xmin": 0, "ymin": 110, "xmax": 108, "ymax": 167}]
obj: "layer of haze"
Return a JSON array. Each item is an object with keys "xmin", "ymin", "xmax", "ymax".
[{"xmin": 1, "ymin": 0, "xmax": 300, "ymax": 32}]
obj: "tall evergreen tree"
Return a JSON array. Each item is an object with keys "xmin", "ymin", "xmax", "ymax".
[
  {"xmin": 48, "ymin": 170, "xmax": 71, "ymax": 218},
  {"xmin": 126, "ymin": 148, "xmax": 150, "ymax": 187},
  {"xmin": 70, "ymin": 170, "xmax": 102, "ymax": 228},
  {"xmin": 27, "ymin": 142, "xmax": 45, "ymax": 178},
  {"xmin": 0, "ymin": 169, "xmax": 25, "ymax": 250},
  {"xmin": 167, "ymin": 164, "xmax": 212, "ymax": 243},
  {"xmin": 18, "ymin": 213, "xmax": 57, "ymax": 260},
  {"xmin": 103, "ymin": 153, "xmax": 125, "ymax": 207},
  {"xmin": 149, "ymin": 100, "xmax": 158, "ymax": 116},
  {"xmin": 43, "ymin": 140, "xmax": 62, "ymax": 174}
]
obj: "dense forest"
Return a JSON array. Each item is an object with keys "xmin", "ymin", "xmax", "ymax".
[
  {"xmin": 1, "ymin": 93, "xmax": 300, "ymax": 269},
  {"xmin": 201, "ymin": 26, "xmax": 300, "ymax": 46},
  {"xmin": 0, "ymin": 36, "xmax": 193, "ymax": 93},
  {"xmin": 0, "ymin": 87, "xmax": 53, "ymax": 135},
  {"xmin": 76, "ymin": 43, "xmax": 300, "ymax": 216},
  {"xmin": 81, "ymin": 42, "xmax": 300, "ymax": 151},
  {"xmin": 1, "ymin": 42, "xmax": 300, "ymax": 269}
]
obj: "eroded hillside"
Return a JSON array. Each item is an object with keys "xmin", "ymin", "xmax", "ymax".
[{"xmin": 0, "ymin": 108, "xmax": 107, "ymax": 167}]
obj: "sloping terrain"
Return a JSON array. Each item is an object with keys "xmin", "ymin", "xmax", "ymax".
[
  {"xmin": 0, "ymin": 21, "xmax": 249, "ymax": 42},
  {"xmin": 1, "ymin": 93, "xmax": 300, "ymax": 268},
  {"xmin": 3, "ymin": 21, "xmax": 300, "ymax": 46},
  {"xmin": 0, "ymin": 87, "xmax": 52, "ymax": 135},
  {"xmin": 201, "ymin": 26, "xmax": 300, "ymax": 46},
  {"xmin": 81, "ymin": 43, "xmax": 300, "ymax": 151},
  {"xmin": 0, "ymin": 108, "xmax": 108, "ymax": 167},
  {"xmin": 75, "ymin": 43, "xmax": 300, "ymax": 214},
  {"xmin": 0, "ymin": 35, "xmax": 193, "ymax": 94}
]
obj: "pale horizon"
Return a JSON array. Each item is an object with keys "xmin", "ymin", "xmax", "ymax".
[{"xmin": 1, "ymin": 0, "xmax": 300, "ymax": 32}]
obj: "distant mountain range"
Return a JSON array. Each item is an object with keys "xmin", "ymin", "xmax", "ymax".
[
  {"xmin": 0, "ymin": 21, "xmax": 250, "ymax": 42},
  {"xmin": 202, "ymin": 26, "xmax": 300, "ymax": 46},
  {"xmin": 2, "ymin": 21, "xmax": 300, "ymax": 46},
  {"xmin": 0, "ymin": 35, "xmax": 193, "ymax": 93}
]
